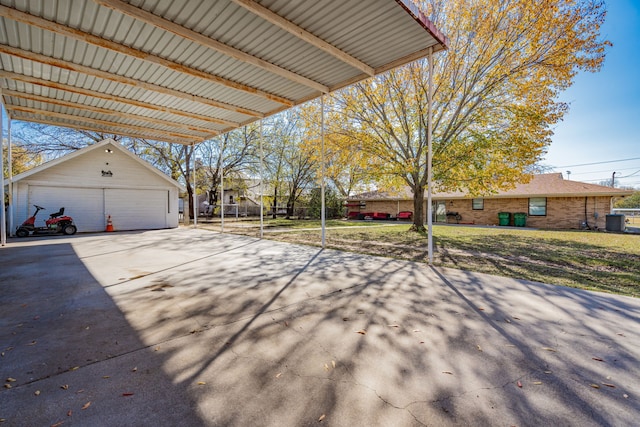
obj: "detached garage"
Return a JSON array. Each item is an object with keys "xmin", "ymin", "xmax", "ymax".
[{"xmin": 11, "ymin": 139, "xmax": 185, "ymax": 233}]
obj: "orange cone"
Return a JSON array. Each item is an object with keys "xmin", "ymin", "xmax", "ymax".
[{"xmin": 106, "ymin": 215, "xmax": 114, "ymax": 232}]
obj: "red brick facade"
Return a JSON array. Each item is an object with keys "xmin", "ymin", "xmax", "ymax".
[{"xmin": 349, "ymin": 196, "xmax": 615, "ymax": 230}]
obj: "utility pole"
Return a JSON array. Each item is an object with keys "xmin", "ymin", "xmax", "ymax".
[{"xmin": 611, "ymin": 171, "xmax": 617, "ymax": 188}]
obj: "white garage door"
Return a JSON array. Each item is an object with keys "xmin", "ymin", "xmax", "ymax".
[
  {"xmin": 105, "ymin": 189, "xmax": 167, "ymax": 231},
  {"xmin": 29, "ymin": 186, "xmax": 105, "ymax": 232}
]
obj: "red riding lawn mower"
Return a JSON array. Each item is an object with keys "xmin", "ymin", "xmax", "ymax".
[{"xmin": 16, "ymin": 205, "xmax": 77, "ymax": 237}]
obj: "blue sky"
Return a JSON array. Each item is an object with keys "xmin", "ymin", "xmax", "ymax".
[{"xmin": 545, "ymin": 0, "xmax": 640, "ymax": 188}]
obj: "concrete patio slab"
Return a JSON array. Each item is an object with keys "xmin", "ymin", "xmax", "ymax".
[{"xmin": 1, "ymin": 228, "xmax": 638, "ymax": 426}]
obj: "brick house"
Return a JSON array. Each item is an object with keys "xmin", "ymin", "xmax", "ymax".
[{"xmin": 346, "ymin": 173, "xmax": 634, "ymax": 230}]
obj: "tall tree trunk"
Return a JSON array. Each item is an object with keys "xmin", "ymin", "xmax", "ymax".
[
  {"xmin": 272, "ymin": 186, "xmax": 278, "ymax": 219},
  {"xmin": 411, "ymin": 184, "xmax": 426, "ymax": 232}
]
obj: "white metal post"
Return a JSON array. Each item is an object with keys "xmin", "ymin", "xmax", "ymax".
[
  {"xmin": 320, "ymin": 96, "xmax": 326, "ymax": 248},
  {"xmin": 192, "ymin": 143, "xmax": 197, "ymax": 228},
  {"xmin": 427, "ymin": 47, "xmax": 434, "ymax": 265},
  {"xmin": 0, "ymin": 106, "xmax": 6, "ymax": 246},
  {"xmin": 220, "ymin": 147, "xmax": 224, "ymax": 233},
  {"xmin": 259, "ymin": 120, "xmax": 264, "ymax": 239},
  {"xmin": 7, "ymin": 116, "xmax": 13, "ymax": 236}
]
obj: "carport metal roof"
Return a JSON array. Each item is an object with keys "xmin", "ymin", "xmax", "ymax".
[{"xmin": 0, "ymin": 0, "xmax": 448, "ymax": 144}]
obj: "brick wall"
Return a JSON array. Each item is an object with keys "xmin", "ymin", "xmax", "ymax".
[{"xmin": 349, "ymin": 196, "xmax": 613, "ymax": 230}]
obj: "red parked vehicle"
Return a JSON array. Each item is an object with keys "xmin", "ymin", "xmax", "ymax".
[{"xmin": 16, "ymin": 205, "xmax": 77, "ymax": 237}]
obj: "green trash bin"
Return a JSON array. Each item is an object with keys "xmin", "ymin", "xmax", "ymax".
[
  {"xmin": 498, "ymin": 212, "xmax": 510, "ymax": 226},
  {"xmin": 513, "ymin": 212, "xmax": 527, "ymax": 227}
]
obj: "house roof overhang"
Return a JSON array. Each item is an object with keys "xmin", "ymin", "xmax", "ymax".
[{"xmin": 0, "ymin": 0, "xmax": 448, "ymax": 144}]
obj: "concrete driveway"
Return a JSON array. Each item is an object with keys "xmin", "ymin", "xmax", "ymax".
[{"xmin": 1, "ymin": 228, "xmax": 638, "ymax": 426}]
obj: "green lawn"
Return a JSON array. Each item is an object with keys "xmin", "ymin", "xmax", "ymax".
[{"xmin": 253, "ymin": 223, "xmax": 640, "ymax": 298}]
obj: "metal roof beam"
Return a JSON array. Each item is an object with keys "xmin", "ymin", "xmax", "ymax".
[
  {"xmin": 0, "ymin": 44, "xmax": 263, "ymax": 118},
  {"xmin": 231, "ymin": 0, "xmax": 375, "ymax": 77},
  {"xmin": 0, "ymin": 5, "xmax": 293, "ymax": 107},
  {"xmin": 9, "ymin": 113, "xmax": 202, "ymax": 145},
  {"xmin": 93, "ymin": 0, "xmax": 330, "ymax": 94},
  {"xmin": 0, "ymin": 70, "xmax": 239, "ymax": 128},
  {"xmin": 7, "ymin": 105, "xmax": 204, "ymax": 143},
  {"xmin": 1, "ymin": 89, "xmax": 215, "ymax": 137}
]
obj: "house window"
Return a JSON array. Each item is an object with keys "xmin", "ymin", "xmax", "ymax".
[
  {"xmin": 529, "ymin": 197, "xmax": 547, "ymax": 216},
  {"xmin": 472, "ymin": 198, "xmax": 484, "ymax": 210},
  {"xmin": 229, "ymin": 195, "xmax": 234, "ymax": 204}
]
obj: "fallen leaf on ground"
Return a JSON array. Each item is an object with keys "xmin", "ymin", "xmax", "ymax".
[
  {"xmin": 27, "ymin": 341, "xmax": 37, "ymax": 346},
  {"xmin": 284, "ymin": 321, "xmax": 289, "ymax": 327},
  {"xmin": 154, "ymin": 347, "xmax": 160, "ymax": 351},
  {"xmin": 197, "ymin": 382, "xmax": 206, "ymax": 385},
  {"xmin": 69, "ymin": 367, "xmax": 79, "ymax": 371},
  {"xmin": 275, "ymin": 372, "xmax": 282, "ymax": 378},
  {"xmin": 624, "ymin": 394, "xmax": 629, "ymax": 398},
  {"xmin": 75, "ymin": 389, "xmax": 85, "ymax": 394},
  {"xmin": 355, "ymin": 330, "xmax": 366, "ymax": 335},
  {"xmin": 590, "ymin": 384, "xmax": 600, "ymax": 389},
  {"xmin": 50, "ymin": 422, "xmax": 64, "ymax": 427},
  {"xmin": 544, "ymin": 371, "xmax": 552, "ymax": 374},
  {"xmin": 512, "ymin": 316, "xmax": 521, "ymax": 320},
  {"xmin": 442, "ymin": 371, "xmax": 453, "ymax": 375},
  {"xmin": 476, "ymin": 345, "xmax": 482, "ymax": 352},
  {"xmin": 318, "ymin": 414, "xmax": 325, "ymax": 422},
  {"xmin": 81, "ymin": 402, "xmax": 91, "ymax": 410},
  {"xmin": 592, "ymin": 357, "xmax": 604, "ymax": 362},
  {"xmin": 504, "ymin": 319, "xmax": 511, "ymax": 324},
  {"xmin": 122, "ymin": 393, "xmax": 134, "ymax": 396},
  {"xmin": 4, "ymin": 384, "xmax": 11, "ymax": 389},
  {"xmin": 602, "ymin": 383, "xmax": 616, "ymax": 388},
  {"xmin": 61, "ymin": 385, "xmax": 69, "ymax": 390},
  {"xmin": 477, "ymin": 307, "xmax": 485, "ymax": 311},
  {"xmin": 324, "ymin": 364, "xmax": 329, "ymax": 371},
  {"xmin": 67, "ymin": 410, "xmax": 72, "ymax": 417},
  {"xmin": 542, "ymin": 347, "xmax": 556, "ymax": 352},
  {"xmin": 102, "ymin": 376, "xmax": 110, "ymax": 379},
  {"xmin": 617, "ymin": 333, "xmax": 625, "ymax": 337},
  {"xmin": 34, "ymin": 390, "xmax": 40, "ymax": 396},
  {"xmin": 533, "ymin": 381, "xmax": 542, "ymax": 385},
  {"xmin": 413, "ymin": 329, "xmax": 421, "ymax": 332},
  {"xmin": 388, "ymin": 324, "xmax": 400, "ymax": 328},
  {"xmin": 6, "ymin": 378, "xmax": 16, "ymax": 382},
  {"xmin": 131, "ymin": 367, "xmax": 137, "ymax": 372},
  {"xmin": 517, "ymin": 381, "xmax": 522, "ymax": 388},
  {"xmin": 331, "ymin": 361, "xmax": 336, "ymax": 368}
]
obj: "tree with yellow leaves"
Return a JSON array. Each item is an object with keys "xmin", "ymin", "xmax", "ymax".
[{"xmin": 332, "ymin": 0, "xmax": 609, "ymax": 230}]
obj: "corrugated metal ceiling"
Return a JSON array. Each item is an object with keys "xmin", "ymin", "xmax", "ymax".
[{"xmin": 0, "ymin": 0, "xmax": 447, "ymax": 144}]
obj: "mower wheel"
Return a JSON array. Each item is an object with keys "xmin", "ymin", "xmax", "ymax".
[
  {"xmin": 62, "ymin": 224, "xmax": 77, "ymax": 235},
  {"xmin": 16, "ymin": 228, "xmax": 29, "ymax": 238}
]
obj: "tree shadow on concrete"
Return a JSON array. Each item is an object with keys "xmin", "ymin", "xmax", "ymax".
[{"xmin": 107, "ymin": 230, "xmax": 640, "ymax": 426}]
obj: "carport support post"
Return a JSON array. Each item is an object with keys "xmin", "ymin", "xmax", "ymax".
[
  {"xmin": 7, "ymin": 116, "xmax": 12, "ymax": 236},
  {"xmin": 192, "ymin": 143, "xmax": 197, "ymax": 228},
  {"xmin": 0, "ymin": 105, "xmax": 6, "ymax": 246},
  {"xmin": 427, "ymin": 46, "xmax": 434, "ymax": 265},
  {"xmin": 220, "ymin": 152, "xmax": 224, "ymax": 233},
  {"xmin": 259, "ymin": 120, "xmax": 264, "ymax": 238},
  {"xmin": 321, "ymin": 95, "xmax": 326, "ymax": 248}
]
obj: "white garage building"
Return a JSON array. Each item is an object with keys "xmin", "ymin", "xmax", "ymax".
[{"xmin": 11, "ymin": 138, "xmax": 184, "ymax": 233}]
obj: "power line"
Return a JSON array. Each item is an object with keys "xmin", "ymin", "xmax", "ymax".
[
  {"xmin": 553, "ymin": 157, "xmax": 640, "ymax": 168},
  {"xmin": 570, "ymin": 165, "xmax": 640, "ymax": 176}
]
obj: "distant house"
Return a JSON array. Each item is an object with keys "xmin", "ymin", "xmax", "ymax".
[
  {"xmin": 347, "ymin": 173, "xmax": 634, "ymax": 230},
  {"xmin": 10, "ymin": 138, "xmax": 185, "ymax": 233}
]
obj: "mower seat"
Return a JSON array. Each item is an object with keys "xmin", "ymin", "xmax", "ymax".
[{"xmin": 49, "ymin": 207, "xmax": 65, "ymax": 218}]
